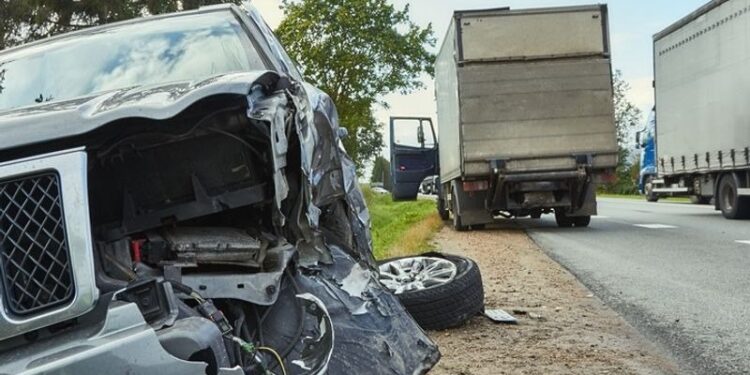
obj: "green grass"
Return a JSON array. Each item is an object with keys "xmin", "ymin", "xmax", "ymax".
[
  {"xmin": 598, "ymin": 193, "xmax": 691, "ymax": 203},
  {"xmin": 363, "ymin": 188, "xmax": 443, "ymax": 260}
]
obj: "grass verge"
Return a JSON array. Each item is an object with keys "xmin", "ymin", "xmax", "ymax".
[
  {"xmin": 363, "ymin": 188, "xmax": 444, "ymax": 260},
  {"xmin": 598, "ymin": 193, "xmax": 691, "ymax": 203}
]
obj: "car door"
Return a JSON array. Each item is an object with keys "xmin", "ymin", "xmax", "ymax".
[{"xmin": 390, "ymin": 117, "xmax": 438, "ymax": 200}]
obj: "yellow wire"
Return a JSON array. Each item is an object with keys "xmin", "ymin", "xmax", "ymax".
[{"xmin": 258, "ymin": 346, "xmax": 287, "ymax": 375}]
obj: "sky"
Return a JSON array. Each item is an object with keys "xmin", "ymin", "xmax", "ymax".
[{"xmin": 251, "ymin": 0, "xmax": 708, "ymax": 165}]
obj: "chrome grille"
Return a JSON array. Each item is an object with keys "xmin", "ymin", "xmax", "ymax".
[{"xmin": 0, "ymin": 173, "xmax": 75, "ymax": 316}]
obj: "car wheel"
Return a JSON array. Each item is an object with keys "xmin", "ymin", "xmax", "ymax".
[
  {"xmin": 530, "ymin": 210, "xmax": 542, "ymax": 219},
  {"xmin": 378, "ymin": 253, "xmax": 484, "ymax": 331}
]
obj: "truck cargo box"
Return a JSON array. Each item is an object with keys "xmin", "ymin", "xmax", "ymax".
[
  {"xmin": 654, "ymin": 0, "xmax": 750, "ymax": 176},
  {"xmin": 436, "ymin": 5, "xmax": 618, "ymax": 183}
]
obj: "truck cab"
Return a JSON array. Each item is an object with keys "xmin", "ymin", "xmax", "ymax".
[{"xmin": 636, "ymin": 108, "xmax": 659, "ymax": 201}]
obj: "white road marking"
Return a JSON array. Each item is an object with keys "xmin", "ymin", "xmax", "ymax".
[
  {"xmin": 736, "ymin": 240, "xmax": 750, "ymax": 245},
  {"xmin": 633, "ymin": 224, "xmax": 678, "ymax": 229}
]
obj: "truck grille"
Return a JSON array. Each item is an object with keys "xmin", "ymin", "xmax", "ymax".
[{"xmin": 0, "ymin": 173, "xmax": 75, "ymax": 316}]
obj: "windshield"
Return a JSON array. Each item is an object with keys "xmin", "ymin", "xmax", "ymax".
[{"xmin": 0, "ymin": 11, "xmax": 265, "ymax": 112}]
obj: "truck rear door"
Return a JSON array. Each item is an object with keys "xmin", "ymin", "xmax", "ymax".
[{"xmin": 389, "ymin": 117, "xmax": 437, "ymax": 200}]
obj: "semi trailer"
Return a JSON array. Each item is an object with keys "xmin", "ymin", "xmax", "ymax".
[
  {"xmin": 390, "ymin": 5, "xmax": 618, "ymax": 230},
  {"xmin": 643, "ymin": 0, "xmax": 750, "ymax": 218}
]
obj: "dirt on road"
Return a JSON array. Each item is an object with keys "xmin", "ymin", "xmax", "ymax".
[{"xmin": 428, "ymin": 224, "xmax": 680, "ymax": 375}]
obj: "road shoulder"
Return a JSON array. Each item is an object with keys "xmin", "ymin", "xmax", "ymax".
[{"xmin": 428, "ymin": 225, "xmax": 680, "ymax": 375}]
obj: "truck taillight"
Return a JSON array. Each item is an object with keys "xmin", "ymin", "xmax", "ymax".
[{"xmin": 463, "ymin": 180, "xmax": 489, "ymax": 192}]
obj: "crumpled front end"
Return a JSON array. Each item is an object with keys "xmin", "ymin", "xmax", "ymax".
[{"xmin": 0, "ymin": 71, "xmax": 438, "ymax": 374}]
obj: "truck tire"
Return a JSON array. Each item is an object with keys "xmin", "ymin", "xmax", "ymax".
[
  {"xmin": 555, "ymin": 210, "xmax": 590, "ymax": 228},
  {"xmin": 690, "ymin": 195, "xmax": 711, "ymax": 205},
  {"xmin": 451, "ymin": 188, "xmax": 468, "ymax": 231},
  {"xmin": 645, "ymin": 177, "xmax": 659, "ymax": 202},
  {"xmin": 554, "ymin": 209, "xmax": 574, "ymax": 227},
  {"xmin": 573, "ymin": 215, "xmax": 591, "ymax": 227},
  {"xmin": 378, "ymin": 253, "xmax": 484, "ymax": 331},
  {"xmin": 718, "ymin": 175, "xmax": 750, "ymax": 219},
  {"xmin": 437, "ymin": 197, "xmax": 450, "ymax": 220}
]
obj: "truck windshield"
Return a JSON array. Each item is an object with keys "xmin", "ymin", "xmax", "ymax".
[{"xmin": 0, "ymin": 11, "xmax": 265, "ymax": 112}]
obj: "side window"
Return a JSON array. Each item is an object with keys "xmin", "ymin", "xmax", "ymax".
[{"xmin": 393, "ymin": 118, "xmax": 436, "ymax": 149}]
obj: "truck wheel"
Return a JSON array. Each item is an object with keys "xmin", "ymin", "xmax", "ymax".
[
  {"xmin": 437, "ymin": 197, "xmax": 450, "ymax": 220},
  {"xmin": 645, "ymin": 177, "xmax": 659, "ymax": 202},
  {"xmin": 718, "ymin": 175, "xmax": 750, "ymax": 219},
  {"xmin": 689, "ymin": 196, "xmax": 710, "ymax": 205},
  {"xmin": 451, "ymin": 188, "xmax": 468, "ymax": 231},
  {"xmin": 378, "ymin": 253, "xmax": 484, "ymax": 330},
  {"xmin": 554, "ymin": 209, "xmax": 574, "ymax": 228},
  {"xmin": 573, "ymin": 215, "xmax": 591, "ymax": 227}
]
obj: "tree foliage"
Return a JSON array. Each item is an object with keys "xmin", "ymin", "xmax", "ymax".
[
  {"xmin": 370, "ymin": 156, "xmax": 391, "ymax": 190},
  {"xmin": 0, "ymin": 0, "xmax": 240, "ymax": 50},
  {"xmin": 601, "ymin": 70, "xmax": 643, "ymax": 194},
  {"xmin": 276, "ymin": 0, "xmax": 435, "ymax": 171}
]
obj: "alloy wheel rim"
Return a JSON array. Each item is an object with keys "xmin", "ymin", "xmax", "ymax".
[{"xmin": 379, "ymin": 257, "xmax": 458, "ymax": 295}]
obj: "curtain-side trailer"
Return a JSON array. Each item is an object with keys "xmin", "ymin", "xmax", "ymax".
[{"xmin": 651, "ymin": 0, "xmax": 750, "ymax": 219}]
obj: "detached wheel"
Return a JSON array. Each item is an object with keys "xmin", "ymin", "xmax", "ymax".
[
  {"xmin": 718, "ymin": 175, "xmax": 750, "ymax": 219},
  {"xmin": 378, "ymin": 253, "xmax": 484, "ymax": 330}
]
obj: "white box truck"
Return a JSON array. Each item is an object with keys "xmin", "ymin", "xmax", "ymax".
[
  {"xmin": 644, "ymin": 0, "xmax": 750, "ymax": 219},
  {"xmin": 390, "ymin": 5, "xmax": 618, "ymax": 230}
]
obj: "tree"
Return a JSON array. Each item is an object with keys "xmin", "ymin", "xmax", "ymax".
[
  {"xmin": 276, "ymin": 0, "xmax": 435, "ymax": 171},
  {"xmin": 370, "ymin": 156, "xmax": 391, "ymax": 190},
  {"xmin": 0, "ymin": 0, "xmax": 239, "ymax": 50},
  {"xmin": 602, "ymin": 70, "xmax": 643, "ymax": 194}
]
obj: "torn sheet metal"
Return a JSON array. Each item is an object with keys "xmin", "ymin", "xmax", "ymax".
[{"xmin": 261, "ymin": 255, "xmax": 440, "ymax": 375}]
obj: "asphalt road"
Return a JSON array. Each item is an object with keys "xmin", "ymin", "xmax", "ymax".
[{"xmin": 515, "ymin": 198, "xmax": 750, "ymax": 375}]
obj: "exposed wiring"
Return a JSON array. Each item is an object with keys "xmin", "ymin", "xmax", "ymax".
[
  {"xmin": 268, "ymin": 269, "xmax": 305, "ymax": 372},
  {"xmin": 258, "ymin": 346, "xmax": 288, "ymax": 375}
]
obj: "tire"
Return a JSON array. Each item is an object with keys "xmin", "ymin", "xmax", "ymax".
[
  {"xmin": 451, "ymin": 188, "xmax": 468, "ymax": 232},
  {"xmin": 437, "ymin": 197, "xmax": 450, "ymax": 220},
  {"xmin": 573, "ymin": 215, "xmax": 591, "ymax": 227},
  {"xmin": 689, "ymin": 195, "xmax": 711, "ymax": 205},
  {"xmin": 645, "ymin": 177, "xmax": 659, "ymax": 202},
  {"xmin": 530, "ymin": 210, "xmax": 542, "ymax": 219},
  {"xmin": 718, "ymin": 175, "xmax": 750, "ymax": 219},
  {"xmin": 378, "ymin": 253, "xmax": 484, "ymax": 331},
  {"xmin": 554, "ymin": 209, "xmax": 573, "ymax": 228}
]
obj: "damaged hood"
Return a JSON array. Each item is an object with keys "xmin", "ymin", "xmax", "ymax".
[{"xmin": 0, "ymin": 71, "xmax": 280, "ymax": 152}]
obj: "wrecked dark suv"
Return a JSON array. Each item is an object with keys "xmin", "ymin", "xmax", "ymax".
[{"xmin": 0, "ymin": 4, "xmax": 438, "ymax": 374}]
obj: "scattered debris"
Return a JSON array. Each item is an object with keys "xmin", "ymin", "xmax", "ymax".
[{"xmin": 483, "ymin": 309, "xmax": 518, "ymax": 325}]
